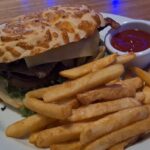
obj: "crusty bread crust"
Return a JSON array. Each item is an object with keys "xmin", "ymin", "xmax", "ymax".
[{"xmin": 0, "ymin": 5, "xmax": 105, "ymax": 63}]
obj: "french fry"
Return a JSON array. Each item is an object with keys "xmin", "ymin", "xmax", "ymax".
[
  {"xmin": 116, "ymin": 53, "xmax": 136, "ymax": 64},
  {"xmin": 29, "ymin": 120, "xmax": 69, "ymax": 144},
  {"xmin": 50, "ymin": 141, "xmax": 81, "ymax": 150},
  {"xmin": 29, "ymin": 132, "xmax": 39, "ymax": 144},
  {"xmin": 119, "ymin": 77, "xmax": 143, "ymax": 90},
  {"xmin": 80, "ymin": 105, "xmax": 149, "ymax": 145},
  {"xmin": 77, "ymin": 82, "xmax": 136, "ymax": 105},
  {"xmin": 65, "ymin": 99, "xmax": 80, "ymax": 109},
  {"xmin": 29, "ymin": 119, "xmax": 67, "ymax": 144},
  {"xmin": 43, "ymin": 64, "xmax": 124, "ymax": 102},
  {"xmin": 56, "ymin": 98, "xmax": 80, "ymax": 109},
  {"xmin": 26, "ymin": 87, "xmax": 49, "ymax": 99},
  {"xmin": 84, "ymin": 117, "xmax": 150, "ymax": 150},
  {"xmin": 132, "ymin": 67, "xmax": 150, "ymax": 86},
  {"xmin": 34, "ymin": 122, "xmax": 92, "ymax": 148},
  {"xmin": 94, "ymin": 46, "xmax": 106, "ymax": 60},
  {"xmin": 77, "ymin": 77, "xmax": 143, "ymax": 104},
  {"xmin": 5, "ymin": 114, "xmax": 54, "ymax": 138},
  {"xmin": 68, "ymin": 94, "xmax": 143, "ymax": 122},
  {"xmin": 59, "ymin": 54, "xmax": 117, "ymax": 79},
  {"xmin": 109, "ymin": 141, "xmax": 127, "ymax": 150},
  {"xmin": 143, "ymin": 86, "xmax": 150, "ymax": 104},
  {"xmin": 23, "ymin": 97, "xmax": 72, "ymax": 120},
  {"xmin": 107, "ymin": 78, "xmax": 120, "ymax": 85},
  {"xmin": 110, "ymin": 143, "xmax": 125, "ymax": 150},
  {"xmin": 134, "ymin": 92, "xmax": 145, "ymax": 103},
  {"xmin": 109, "ymin": 137, "xmax": 139, "ymax": 150}
]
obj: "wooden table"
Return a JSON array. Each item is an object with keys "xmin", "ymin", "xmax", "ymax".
[{"xmin": 0, "ymin": 0, "xmax": 150, "ymax": 24}]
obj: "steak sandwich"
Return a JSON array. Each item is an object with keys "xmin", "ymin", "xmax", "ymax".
[{"xmin": 0, "ymin": 5, "xmax": 118, "ymax": 112}]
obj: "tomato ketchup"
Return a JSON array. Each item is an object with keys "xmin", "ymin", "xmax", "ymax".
[{"xmin": 111, "ymin": 29, "xmax": 150, "ymax": 52}]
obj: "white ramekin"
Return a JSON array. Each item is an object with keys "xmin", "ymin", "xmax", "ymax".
[{"xmin": 105, "ymin": 21, "xmax": 150, "ymax": 68}]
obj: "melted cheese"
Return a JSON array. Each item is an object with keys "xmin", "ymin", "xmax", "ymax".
[{"xmin": 25, "ymin": 31, "xmax": 100, "ymax": 67}]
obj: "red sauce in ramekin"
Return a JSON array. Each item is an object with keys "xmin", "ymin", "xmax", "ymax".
[{"xmin": 111, "ymin": 29, "xmax": 150, "ymax": 52}]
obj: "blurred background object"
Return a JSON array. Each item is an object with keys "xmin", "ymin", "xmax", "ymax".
[{"xmin": 0, "ymin": 0, "xmax": 150, "ymax": 23}]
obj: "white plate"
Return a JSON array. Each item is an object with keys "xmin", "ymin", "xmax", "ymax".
[{"xmin": 0, "ymin": 13, "xmax": 150, "ymax": 150}]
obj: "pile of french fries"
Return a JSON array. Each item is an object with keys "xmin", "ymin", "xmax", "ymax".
[{"xmin": 5, "ymin": 53, "xmax": 150, "ymax": 150}]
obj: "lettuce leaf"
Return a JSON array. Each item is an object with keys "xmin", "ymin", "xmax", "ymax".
[
  {"xmin": 19, "ymin": 106, "xmax": 35, "ymax": 117},
  {"xmin": 5, "ymin": 85, "xmax": 25, "ymax": 100}
]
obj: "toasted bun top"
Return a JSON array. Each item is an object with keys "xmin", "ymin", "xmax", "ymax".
[{"xmin": 0, "ymin": 5, "xmax": 105, "ymax": 63}]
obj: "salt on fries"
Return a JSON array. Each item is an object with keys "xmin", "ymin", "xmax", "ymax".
[{"xmin": 5, "ymin": 54, "xmax": 150, "ymax": 150}]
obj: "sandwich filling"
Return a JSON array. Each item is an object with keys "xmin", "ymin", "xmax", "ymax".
[{"xmin": 0, "ymin": 5, "xmax": 113, "ymax": 116}]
